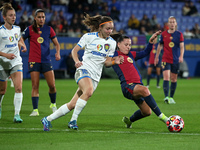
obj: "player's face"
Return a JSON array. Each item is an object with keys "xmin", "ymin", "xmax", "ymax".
[
  {"xmin": 168, "ymin": 18, "xmax": 177, "ymax": 30},
  {"xmin": 35, "ymin": 12, "xmax": 45, "ymax": 27},
  {"xmin": 118, "ymin": 38, "xmax": 131, "ymax": 55},
  {"xmin": 3, "ymin": 9, "xmax": 16, "ymax": 26},
  {"xmin": 100, "ymin": 22, "xmax": 114, "ymax": 39}
]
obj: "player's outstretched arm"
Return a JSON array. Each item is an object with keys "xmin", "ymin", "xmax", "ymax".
[{"xmin": 149, "ymin": 30, "xmax": 161, "ymax": 44}]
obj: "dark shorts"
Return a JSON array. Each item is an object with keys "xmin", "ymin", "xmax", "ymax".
[
  {"xmin": 28, "ymin": 62, "xmax": 53, "ymax": 73},
  {"xmin": 162, "ymin": 62, "xmax": 179, "ymax": 74},
  {"xmin": 149, "ymin": 63, "xmax": 161, "ymax": 68},
  {"xmin": 121, "ymin": 82, "xmax": 144, "ymax": 104}
]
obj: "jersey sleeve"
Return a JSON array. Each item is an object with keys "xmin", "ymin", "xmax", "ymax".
[
  {"xmin": 50, "ymin": 27, "xmax": 56, "ymax": 39},
  {"xmin": 180, "ymin": 32, "xmax": 184, "ymax": 42},
  {"xmin": 77, "ymin": 33, "xmax": 88, "ymax": 48}
]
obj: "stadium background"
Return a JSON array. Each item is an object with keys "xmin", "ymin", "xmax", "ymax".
[{"xmin": 0, "ymin": 0, "xmax": 200, "ymax": 78}]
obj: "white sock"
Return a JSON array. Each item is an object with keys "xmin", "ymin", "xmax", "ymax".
[
  {"xmin": 14, "ymin": 93, "xmax": 23, "ymax": 115},
  {"xmin": 0, "ymin": 94, "xmax": 4, "ymax": 107},
  {"xmin": 47, "ymin": 104, "xmax": 70, "ymax": 121},
  {"xmin": 70, "ymin": 98, "xmax": 87, "ymax": 121}
]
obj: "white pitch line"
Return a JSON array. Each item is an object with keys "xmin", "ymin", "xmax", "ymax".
[{"xmin": 0, "ymin": 127, "xmax": 199, "ymax": 136}]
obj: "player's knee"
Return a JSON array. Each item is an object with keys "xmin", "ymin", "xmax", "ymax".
[
  {"xmin": 85, "ymin": 88, "xmax": 93, "ymax": 98},
  {"xmin": 142, "ymin": 87, "xmax": 151, "ymax": 97},
  {"xmin": 15, "ymin": 86, "xmax": 22, "ymax": 93}
]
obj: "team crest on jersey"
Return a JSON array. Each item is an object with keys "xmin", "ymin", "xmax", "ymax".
[
  {"xmin": 9, "ymin": 36, "xmax": 14, "ymax": 42},
  {"xmin": 97, "ymin": 44, "xmax": 103, "ymax": 51},
  {"xmin": 169, "ymin": 42, "xmax": 174, "ymax": 48},
  {"xmin": 37, "ymin": 37, "xmax": 44, "ymax": 43},
  {"xmin": 152, "ymin": 49, "xmax": 156, "ymax": 54},
  {"xmin": 39, "ymin": 31, "xmax": 42, "ymax": 34},
  {"xmin": 127, "ymin": 57, "xmax": 133, "ymax": 63},
  {"xmin": 29, "ymin": 62, "xmax": 35, "ymax": 68},
  {"xmin": 104, "ymin": 44, "xmax": 110, "ymax": 52},
  {"xmin": 14, "ymin": 33, "xmax": 18, "ymax": 41},
  {"xmin": 170, "ymin": 36, "xmax": 173, "ymax": 40}
]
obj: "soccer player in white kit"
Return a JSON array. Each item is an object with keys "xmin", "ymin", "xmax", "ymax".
[
  {"xmin": 41, "ymin": 13, "xmax": 124, "ymax": 131},
  {"xmin": 0, "ymin": 3, "xmax": 27, "ymax": 122}
]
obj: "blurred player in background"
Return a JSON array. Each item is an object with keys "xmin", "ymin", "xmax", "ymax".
[
  {"xmin": 22, "ymin": 9, "xmax": 61, "ymax": 116},
  {"xmin": 41, "ymin": 13, "xmax": 124, "ymax": 131},
  {"xmin": 111, "ymin": 31, "xmax": 168, "ymax": 129},
  {"xmin": 0, "ymin": 3, "xmax": 27, "ymax": 122},
  {"xmin": 145, "ymin": 37, "xmax": 162, "ymax": 88},
  {"xmin": 154, "ymin": 16, "xmax": 184, "ymax": 104}
]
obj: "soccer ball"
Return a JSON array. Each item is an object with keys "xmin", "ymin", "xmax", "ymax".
[{"xmin": 166, "ymin": 115, "xmax": 184, "ymax": 132}]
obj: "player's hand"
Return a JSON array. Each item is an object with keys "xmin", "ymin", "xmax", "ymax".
[
  {"xmin": 55, "ymin": 53, "xmax": 61, "ymax": 61},
  {"xmin": 21, "ymin": 45, "xmax": 27, "ymax": 53},
  {"xmin": 154, "ymin": 58, "xmax": 159, "ymax": 66},
  {"xmin": 179, "ymin": 56, "xmax": 183, "ymax": 63},
  {"xmin": 6, "ymin": 53, "xmax": 16, "ymax": 60},
  {"xmin": 149, "ymin": 30, "xmax": 162, "ymax": 44},
  {"xmin": 75, "ymin": 61, "xmax": 83, "ymax": 68},
  {"xmin": 115, "ymin": 55, "xmax": 124, "ymax": 65}
]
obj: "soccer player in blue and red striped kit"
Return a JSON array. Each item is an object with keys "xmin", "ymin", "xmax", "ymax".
[
  {"xmin": 111, "ymin": 31, "xmax": 168, "ymax": 128},
  {"xmin": 154, "ymin": 16, "xmax": 184, "ymax": 104},
  {"xmin": 22, "ymin": 9, "xmax": 61, "ymax": 116}
]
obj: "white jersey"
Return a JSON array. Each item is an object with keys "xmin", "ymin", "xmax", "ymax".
[
  {"xmin": 0, "ymin": 25, "xmax": 22, "ymax": 70},
  {"xmin": 77, "ymin": 32, "xmax": 116, "ymax": 82}
]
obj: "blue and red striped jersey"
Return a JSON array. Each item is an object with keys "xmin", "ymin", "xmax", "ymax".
[
  {"xmin": 22, "ymin": 25, "xmax": 56, "ymax": 63},
  {"xmin": 159, "ymin": 30, "xmax": 184, "ymax": 64},
  {"xmin": 113, "ymin": 43, "xmax": 153, "ymax": 85}
]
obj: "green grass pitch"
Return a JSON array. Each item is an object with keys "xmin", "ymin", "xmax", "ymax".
[{"xmin": 0, "ymin": 78, "xmax": 200, "ymax": 150}]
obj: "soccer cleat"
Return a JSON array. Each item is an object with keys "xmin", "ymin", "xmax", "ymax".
[
  {"xmin": 29, "ymin": 109, "xmax": 39, "ymax": 116},
  {"xmin": 13, "ymin": 114, "xmax": 23, "ymax": 123},
  {"xmin": 68, "ymin": 120, "xmax": 78, "ymax": 130},
  {"xmin": 41, "ymin": 117, "xmax": 52, "ymax": 131},
  {"xmin": 122, "ymin": 116, "xmax": 132, "ymax": 128},
  {"xmin": 159, "ymin": 113, "xmax": 168, "ymax": 123},
  {"xmin": 163, "ymin": 96, "xmax": 169, "ymax": 103},
  {"xmin": 50, "ymin": 103, "xmax": 57, "ymax": 113},
  {"xmin": 157, "ymin": 86, "xmax": 161, "ymax": 89},
  {"xmin": 168, "ymin": 97, "xmax": 176, "ymax": 104},
  {"xmin": 0, "ymin": 107, "xmax": 1, "ymax": 119}
]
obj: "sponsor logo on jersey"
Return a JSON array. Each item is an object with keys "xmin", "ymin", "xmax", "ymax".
[
  {"xmin": 5, "ymin": 43, "xmax": 17, "ymax": 48},
  {"xmin": 14, "ymin": 33, "xmax": 18, "ymax": 41},
  {"xmin": 169, "ymin": 42, "xmax": 174, "ymax": 48},
  {"xmin": 97, "ymin": 44, "xmax": 103, "ymax": 51},
  {"xmin": 2, "ymin": 37, "xmax": 7, "ymax": 40},
  {"xmin": 91, "ymin": 51, "xmax": 106, "ymax": 57},
  {"xmin": 37, "ymin": 37, "xmax": 44, "ymax": 43},
  {"xmin": 127, "ymin": 57, "xmax": 133, "ymax": 63},
  {"xmin": 9, "ymin": 36, "xmax": 14, "ymax": 42},
  {"xmin": 104, "ymin": 44, "xmax": 110, "ymax": 52}
]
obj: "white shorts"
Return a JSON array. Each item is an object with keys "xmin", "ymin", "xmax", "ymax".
[
  {"xmin": 75, "ymin": 69, "xmax": 99, "ymax": 91},
  {"xmin": 0, "ymin": 64, "xmax": 23, "ymax": 81}
]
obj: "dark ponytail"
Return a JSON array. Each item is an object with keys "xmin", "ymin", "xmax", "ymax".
[{"xmin": 32, "ymin": 9, "xmax": 45, "ymax": 33}]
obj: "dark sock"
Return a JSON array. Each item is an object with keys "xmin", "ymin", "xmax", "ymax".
[
  {"xmin": 32, "ymin": 97, "xmax": 39, "ymax": 109},
  {"xmin": 156, "ymin": 75, "xmax": 160, "ymax": 86},
  {"xmin": 163, "ymin": 80, "xmax": 169, "ymax": 97},
  {"xmin": 130, "ymin": 109, "xmax": 145, "ymax": 122},
  {"xmin": 144, "ymin": 95, "xmax": 162, "ymax": 116},
  {"xmin": 147, "ymin": 75, "xmax": 151, "ymax": 85},
  {"xmin": 170, "ymin": 82, "xmax": 177, "ymax": 98},
  {"xmin": 49, "ymin": 93, "xmax": 56, "ymax": 103}
]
